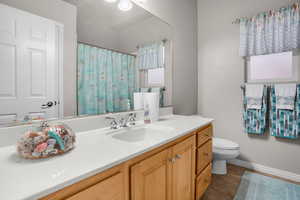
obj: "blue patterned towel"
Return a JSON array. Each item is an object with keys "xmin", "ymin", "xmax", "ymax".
[
  {"xmin": 150, "ymin": 87, "xmax": 164, "ymax": 107},
  {"xmin": 270, "ymin": 85, "xmax": 300, "ymax": 139},
  {"xmin": 243, "ymin": 86, "xmax": 267, "ymax": 135}
]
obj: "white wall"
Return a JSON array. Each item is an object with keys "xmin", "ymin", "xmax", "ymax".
[
  {"xmin": 0, "ymin": 0, "xmax": 77, "ymax": 117},
  {"xmin": 77, "ymin": 23, "xmax": 120, "ymax": 50},
  {"xmin": 197, "ymin": 0, "xmax": 300, "ymax": 174},
  {"xmin": 133, "ymin": 0, "xmax": 198, "ymax": 115},
  {"xmin": 118, "ymin": 16, "xmax": 173, "ymax": 53}
]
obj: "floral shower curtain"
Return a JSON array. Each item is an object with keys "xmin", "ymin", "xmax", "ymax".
[
  {"xmin": 240, "ymin": 3, "xmax": 300, "ymax": 57},
  {"xmin": 77, "ymin": 43, "xmax": 137, "ymax": 115}
]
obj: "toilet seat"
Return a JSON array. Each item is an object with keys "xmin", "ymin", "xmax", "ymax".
[{"xmin": 213, "ymin": 137, "xmax": 239, "ymax": 150}]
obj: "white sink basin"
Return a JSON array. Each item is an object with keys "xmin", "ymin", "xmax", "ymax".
[{"xmin": 110, "ymin": 125, "xmax": 175, "ymax": 143}]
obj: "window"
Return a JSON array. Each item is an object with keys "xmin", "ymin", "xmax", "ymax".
[
  {"xmin": 247, "ymin": 52, "xmax": 297, "ymax": 83},
  {"xmin": 147, "ymin": 68, "xmax": 165, "ymax": 86}
]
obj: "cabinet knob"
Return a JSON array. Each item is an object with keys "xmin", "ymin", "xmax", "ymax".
[
  {"xmin": 169, "ymin": 158, "xmax": 176, "ymax": 163},
  {"xmin": 175, "ymin": 154, "xmax": 182, "ymax": 159}
]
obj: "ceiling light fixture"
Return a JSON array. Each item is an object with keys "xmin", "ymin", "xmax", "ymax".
[
  {"xmin": 136, "ymin": 0, "xmax": 147, "ymax": 3},
  {"xmin": 118, "ymin": 0, "xmax": 133, "ymax": 11},
  {"xmin": 104, "ymin": 0, "xmax": 117, "ymax": 3}
]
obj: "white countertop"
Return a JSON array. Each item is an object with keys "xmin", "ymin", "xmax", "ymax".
[{"xmin": 0, "ymin": 115, "xmax": 213, "ymax": 200}]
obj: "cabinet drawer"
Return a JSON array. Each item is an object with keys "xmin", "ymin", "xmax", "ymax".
[
  {"xmin": 197, "ymin": 126, "xmax": 212, "ymax": 147},
  {"xmin": 196, "ymin": 163, "xmax": 212, "ymax": 200},
  {"xmin": 196, "ymin": 140, "xmax": 212, "ymax": 174}
]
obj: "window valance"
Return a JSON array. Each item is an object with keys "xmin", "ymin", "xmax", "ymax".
[{"xmin": 240, "ymin": 4, "xmax": 300, "ymax": 57}]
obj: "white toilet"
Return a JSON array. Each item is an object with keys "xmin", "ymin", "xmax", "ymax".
[{"xmin": 212, "ymin": 137, "xmax": 240, "ymax": 175}]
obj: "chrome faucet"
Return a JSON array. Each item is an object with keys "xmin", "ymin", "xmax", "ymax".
[
  {"xmin": 106, "ymin": 113, "xmax": 137, "ymax": 129},
  {"xmin": 106, "ymin": 117, "xmax": 119, "ymax": 129}
]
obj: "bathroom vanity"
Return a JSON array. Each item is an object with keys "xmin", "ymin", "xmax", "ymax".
[
  {"xmin": 0, "ymin": 115, "xmax": 213, "ymax": 200},
  {"xmin": 39, "ymin": 118, "xmax": 213, "ymax": 200}
]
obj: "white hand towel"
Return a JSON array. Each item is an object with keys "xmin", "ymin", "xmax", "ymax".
[
  {"xmin": 275, "ymin": 84, "xmax": 297, "ymax": 110},
  {"xmin": 134, "ymin": 93, "xmax": 144, "ymax": 111},
  {"xmin": 245, "ymin": 84, "xmax": 264, "ymax": 109}
]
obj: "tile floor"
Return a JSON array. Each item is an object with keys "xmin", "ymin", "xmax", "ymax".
[{"xmin": 202, "ymin": 164, "xmax": 300, "ymax": 200}]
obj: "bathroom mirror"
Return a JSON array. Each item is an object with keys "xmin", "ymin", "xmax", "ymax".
[{"xmin": 0, "ymin": 0, "xmax": 173, "ymax": 127}]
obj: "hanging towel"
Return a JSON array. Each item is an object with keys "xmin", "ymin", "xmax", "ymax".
[
  {"xmin": 270, "ymin": 85, "xmax": 300, "ymax": 139},
  {"xmin": 243, "ymin": 86, "xmax": 267, "ymax": 135},
  {"xmin": 245, "ymin": 84, "xmax": 264, "ymax": 109},
  {"xmin": 275, "ymin": 84, "xmax": 297, "ymax": 110},
  {"xmin": 150, "ymin": 87, "xmax": 164, "ymax": 107}
]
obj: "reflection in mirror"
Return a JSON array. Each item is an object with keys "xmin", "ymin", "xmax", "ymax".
[
  {"xmin": 74, "ymin": 0, "xmax": 173, "ymax": 116},
  {"xmin": 0, "ymin": 0, "xmax": 173, "ymax": 127}
]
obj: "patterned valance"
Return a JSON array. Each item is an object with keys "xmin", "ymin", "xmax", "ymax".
[
  {"xmin": 240, "ymin": 3, "xmax": 300, "ymax": 57},
  {"xmin": 136, "ymin": 42, "xmax": 164, "ymax": 70}
]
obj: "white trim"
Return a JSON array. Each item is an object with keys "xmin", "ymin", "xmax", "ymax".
[
  {"xmin": 228, "ymin": 159, "xmax": 300, "ymax": 183},
  {"xmin": 55, "ymin": 23, "xmax": 64, "ymax": 119}
]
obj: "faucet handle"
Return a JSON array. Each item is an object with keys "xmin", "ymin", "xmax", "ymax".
[
  {"xmin": 106, "ymin": 116, "xmax": 119, "ymax": 129},
  {"xmin": 128, "ymin": 113, "xmax": 136, "ymax": 125},
  {"xmin": 110, "ymin": 120, "xmax": 119, "ymax": 129}
]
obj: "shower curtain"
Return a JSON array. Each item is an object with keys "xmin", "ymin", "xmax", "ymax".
[{"xmin": 77, "ymin": 43, "xmax": 137, "ymax": 115}]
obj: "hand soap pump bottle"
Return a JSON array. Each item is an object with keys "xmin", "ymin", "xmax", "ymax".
[{"xmin": 144, "ymin": 103, "xmax": 151, "ymax": 124}]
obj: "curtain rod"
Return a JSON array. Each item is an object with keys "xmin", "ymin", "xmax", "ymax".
[{"xmin": 78, "ymin": 41, "xmax": 136, "ymax": 57}]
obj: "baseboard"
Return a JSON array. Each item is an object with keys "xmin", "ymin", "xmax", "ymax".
[{"xmin": 228, "ymin": 159, "xmax": 300, "ymax": 183}]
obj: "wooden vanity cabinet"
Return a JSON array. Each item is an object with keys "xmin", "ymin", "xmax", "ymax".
[
  {"xmin": 41, "ymin": 124, "xmax": 213, "ymax": 200},
  {"xmin": 195, "ymin": 125, "xmax": 213, "ymax": 200},
  {"xmin": 131, "ymin": 149, "xmax": 171, "ymax": 200},
  {"xmin": 65, "ymin": 172, "xmax": 125, "ymax": 200},
  {"xmin": 196, "ymin": 164, "xmax": 212, "ymax": 200},
  {"xmin": 196, "ymin": 140, "xmax": 212, "ymax": 174},
  {"xmin": 130, "ymin": 136, "xmax": 196, "ymax": 200},
  {"xmin": 170, "ymin": 135, "xmax": 196, "ymax": 200},
  {"xmin": 41, "ymin": 164, "xmax": 127, "ymax": 200}
]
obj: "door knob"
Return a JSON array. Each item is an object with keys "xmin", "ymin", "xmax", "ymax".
[{"xmin": 41, "ymin": 101, "xmax": 55, "ymax": 109}]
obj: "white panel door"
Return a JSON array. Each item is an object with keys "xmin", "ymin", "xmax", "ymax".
[
  {"xmin": 0, "ymin": 4, "xmax": 60, "ymax": 124},
  {"xmin": 21, "ymin": 14, "xmax": 58, "ymax": 120},
  {"xmin": 0, "ymin": 5, "xmax": 21, "ymax": 124}
]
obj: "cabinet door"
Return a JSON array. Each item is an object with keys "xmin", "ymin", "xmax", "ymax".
[
  {"xmin": 65, "ymin": 172, "xmax": 125, "ymax": 200},
  {"xmin": 131, "ymin": 149, "xmax": 171, "ymax": 200},
  {"xmin": 170, "ymin": 136, "xmax": 196, "ymax": 200}
]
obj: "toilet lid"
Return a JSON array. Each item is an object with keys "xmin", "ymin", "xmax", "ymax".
[{"xmin": 213, "ymin": 137, "xmax": 239, "ymax": 150}]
